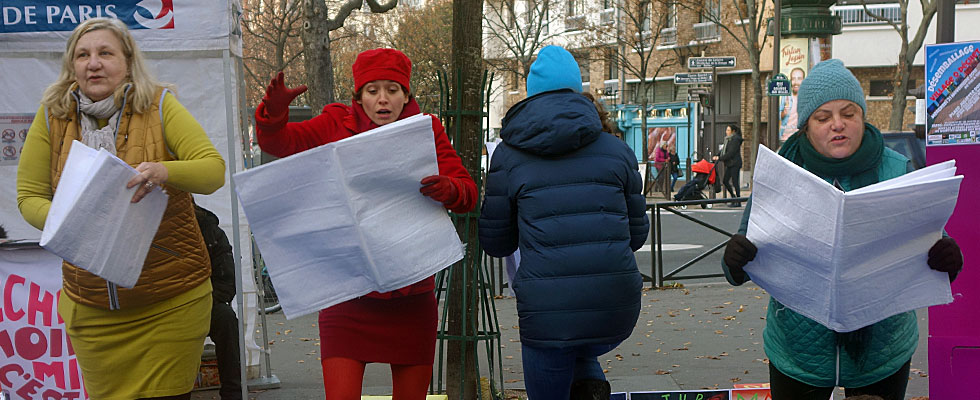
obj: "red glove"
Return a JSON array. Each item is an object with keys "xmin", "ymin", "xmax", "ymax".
[
  {"xmin": 420, "ymin": 175, "xmax": 459, "ymax": 206},
  {"xmin": 262, "ymin": 71, "xmax": 308, "ymax": 118},
  {"xmin": 929, "ymin": 237, "xmax": 963, "ymax": 282}
]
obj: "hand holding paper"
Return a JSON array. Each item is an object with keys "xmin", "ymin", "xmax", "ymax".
[
  {"xmin": 744, "ymin": 145, "xmax": 962, "ymax": 332},
  {"xmin": 928, "ymin": 237, "xmax": 964, "ymax": 282},
  {"xmin": 41, "ymin": 141, "xmax": 168, "ymax": 288},
  {"xmin": 235, "ymin": 114, "xmax": 464, "ymax": 319}
]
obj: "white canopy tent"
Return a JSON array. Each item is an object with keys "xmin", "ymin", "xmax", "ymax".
[{"xmin": 0, "ymin": 0, "xmax": 269, "ymax": 394}]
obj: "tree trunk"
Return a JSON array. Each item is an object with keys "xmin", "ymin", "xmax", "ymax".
[
  {"xmin": 301, "ymin": 0, "xmax": 336, "ymax": 112},
  {"xmin": 888, "ymin": 45, "xmax": 912, "ymax": 131},
  {"xmin": 446, "ymin": 0, "xmax": 483, "ymax": 396},
  {"xmin": 749, "ymin": 62, "xmax": 763, "ymax": 184}
]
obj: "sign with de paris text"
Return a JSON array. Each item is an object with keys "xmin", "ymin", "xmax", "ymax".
[{"xmin": 687, "ymin": 56, "xmax": 736, "ymax": 69}]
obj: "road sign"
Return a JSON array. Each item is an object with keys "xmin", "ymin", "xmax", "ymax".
[
  {"xmin": 687, "ymin": 87, "xmax": 711, "ymax": 95},
  {"xmin": 767, "ymin": 73, "xmax": 791, "ymax": 96},
  {"xmin": 688, "ymin": 56, "xmax": 736, "ymax": 69},
  {"xmin": 674, "ymin": 72, "xmax": 713, "ymax": 85}
]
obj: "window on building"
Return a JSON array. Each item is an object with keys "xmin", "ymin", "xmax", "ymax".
[
  {"xmin": 567, "ymin": 0, "xmax": 584, "ymax": 16},
  {"xmin": 577, "ymin": 56, "xmax": 591, "ymax": 83},
  {"xmin": 606, "ymin": 49, "xmax": 618, "ymax": 80},
  {"xmin": 511, "ymin": 70, "xmax": 520, "ymax": 91},
  {"xmin": 869, "ymin": 79, "xmax": 917, "ymax": 97},
  {"xmin": 640, "ymin": 0, "xmax": 652, "ymax": 32},
  {"xmin": 700, "ymin": 0, "xmax": 720, "ymax": 23},
  {"xmin": 665, "ymin": 1, "xmax": 676, "ymax": 28},
  {"xmin": 603, "ymin": 0, "xmax": 614, "ymax": 9}
]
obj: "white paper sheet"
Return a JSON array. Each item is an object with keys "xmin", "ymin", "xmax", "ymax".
[
  {"xmin": 234, "ymin": 114, "xmax": 464, "ymax": 319},
  {"xmin": 40, "ymin": 141, "xmax": 168, "ymax": 288},
  {"xmin": 745, "ymin": 145, "xmax": 961, "ymax": 332}
]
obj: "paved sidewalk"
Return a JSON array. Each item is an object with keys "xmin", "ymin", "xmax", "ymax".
[{"xmin": 192, "ymin": 282, "xmax": 930, "ymax": 399}]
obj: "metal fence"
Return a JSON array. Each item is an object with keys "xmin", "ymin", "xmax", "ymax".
[{"xmin": 647, "ymin": 197, "xmax": 748, "ymax": 287}]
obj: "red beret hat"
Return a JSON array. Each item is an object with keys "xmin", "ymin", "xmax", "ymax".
[{"xmin": 352, "ymin": 48, "xmax": 412, "ymax": 93}]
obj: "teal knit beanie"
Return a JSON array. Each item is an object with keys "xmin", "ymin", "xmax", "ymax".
[
  {"xmin": 796, "ymin": 59, "xmax": 866, "ymax": 129},
  {"xmin": 526, "ymin": 45, "xmax": 583, "ymax": 97}
]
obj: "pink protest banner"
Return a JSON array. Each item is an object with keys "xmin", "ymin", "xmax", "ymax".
[{"xmin": 0, "ymin": 245, "xmax": 87, "ymax": 400}]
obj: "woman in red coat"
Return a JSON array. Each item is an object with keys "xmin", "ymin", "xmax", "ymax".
[{"xmin": 254, "ymin": 48, "xmax": 477, "ymax": 400}]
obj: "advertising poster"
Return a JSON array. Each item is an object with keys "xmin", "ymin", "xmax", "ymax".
[
  {"xmin": 925, "ymin": 41, "xmax": 980, "ymax": 146},
  {"xmin": 778, "ymin": 38, "xmax": 809, "ymax": 142},
  {"xmin": 0, "ymin": 114, "xmax": 32, "ymax": 167},
  {"xmin": 629, "ymin": 390, "xmax": 729, "ymax": 400},
  {"xmin": 646, "ymin": 127, "xmax": 677, "ymax": 164},
  {"xmin": 0, "ymin": 248, "xmax": 87, "ymax": 399}
]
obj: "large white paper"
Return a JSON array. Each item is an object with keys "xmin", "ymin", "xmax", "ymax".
[
  {"xmin": 40, "ymin": 141, "xmax": 168, "ymax": 288},
  {"xmin": 234, "ymin": 114, "xmax": 464, "ymax": 319},
  {"xmin": 745, "ymin": 145, "xmax": 961, "ymax": 332}
]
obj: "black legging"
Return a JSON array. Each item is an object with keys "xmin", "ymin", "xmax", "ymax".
[
  {"xmin": 722, "ymin": 164, "xmax": 740, "ymax": 199},
  {"xmin": 769, "ymin": 359, "xmax": 911, "ymax": 400}
]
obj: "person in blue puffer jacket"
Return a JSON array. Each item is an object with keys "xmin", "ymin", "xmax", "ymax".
[
  {"xmin": 479, "ymin": 45, "xmax": 649, "ymax": 400},
  {"xmin": 722, "ymin": 59, "xmax": 964, "ymax": 400}
]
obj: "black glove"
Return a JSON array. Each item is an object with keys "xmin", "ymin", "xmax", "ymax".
[
  {"xmin": 928, "ymin": 237, "xmax": 963, "ymax": 283},
  {"xmin": 723, "ymin": 234, "xmax": 757, "ymax": 283}
]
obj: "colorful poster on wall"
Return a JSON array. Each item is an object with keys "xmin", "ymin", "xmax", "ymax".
[
  {"xmin": 925, "ymin": 41, "xmax": 980, "ymax": 146},
  {"xmin": 0, "ymin": 114, "xmax": 32, "ymax": 167},
  {"xmin": 778, "ymin": 38, "xmax": 809, "ymax": 143},
  {"xmin": 646, "ymin": 127, "xmax": 677, "ymax": 164},
  {"xmin": 0, "ymin": 247, "xmax": 87, "ymax": 399}
]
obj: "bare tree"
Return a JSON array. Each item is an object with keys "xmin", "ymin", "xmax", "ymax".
[
  {"xmin": 483, "ymin": 0, "xmax": 564, "ymax": 84},
  {"xmin": 859, "ymin": 0, "xmax": 938, "ymax": 131},
  {"xmin": 392, "ymin": 0, "xmax": 454, "ymax": 112},
  {"xmin": 590, "ymin": 0, "xmax": 679, "ymax": 163},
  {"xmin": 301, "ymin": 0, "xmax": 401, "ymax": 111},
  {"xmin": 674, "ymin": 0, "xmax": 770, "ymax": 170},
  {"xmin": 241, "ymin": 0, "xmax": 305, "ymax": 106}
]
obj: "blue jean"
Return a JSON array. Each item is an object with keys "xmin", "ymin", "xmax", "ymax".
[
  {"xmin": 669, "ymin": 172, "xmax": 679, "ymax": 192},
  {"xmin": 521, "ymin": 342, "xmax": 619, "ymax": 400}
]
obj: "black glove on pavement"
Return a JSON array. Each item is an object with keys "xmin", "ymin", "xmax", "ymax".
[
  {"xmin": 928, "ymin": 237, "xmax": 963, "ymax": 283},
  {"xmin": 724, "ymin": 234, "xmax": 757, "ymax": 283}
]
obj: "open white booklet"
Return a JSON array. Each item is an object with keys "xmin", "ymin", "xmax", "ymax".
[
  {"xmin": 234, "ymin": 114, "xmax": 464, "ymax": 319},
  {"xmin": 40, "ymin": 141, "xmax": 168, "ymax": 288},
  {"xmin": 745, "ymin": 145, "xmax": 962, "ymax": 332}
]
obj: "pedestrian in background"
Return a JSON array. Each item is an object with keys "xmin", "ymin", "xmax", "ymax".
[
  {"xmin": 254, "ymin": 48, "xmax": 477, "ymax": 400},
  {"xmin": 16, "ymin": 18, "xmax": 225, "ymax": 399},
  {"xmin": 668, "ymin": 142, "xmax": 681, "ymax": 193},
  {"xmin": 712, "ymin": 124, "xmax": 743, "ymax": 207},
  {"xmin": 195, "ymin": 205, "xmax": 243, "ymax": 400},
  {"xmin": 721, "ymin": 59, "xmax": 963, "ymax": 400},
  {"xmin": 479, "ymin": 45, "xmax": 649, "ymax": 400}
]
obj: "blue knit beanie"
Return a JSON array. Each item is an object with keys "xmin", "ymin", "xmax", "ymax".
[
  {"xmin": 526, "ymin": 45, "xmax": 583, "ymax": 97},
  {"xmin": 796, "ymin": 59, "xmax": 866, "ymax": 129}
]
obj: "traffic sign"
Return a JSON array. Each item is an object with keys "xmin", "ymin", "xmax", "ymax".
[
  {"xmin": 688, "ymin": 56, "xmax": 736, "ymax": 69},
  {"xmin": 767, "ymin": 73, "xmax": 791, "ymax": 96},
  {"xmin": 674, "ymin": 72, "xmax": 713, "ymax": 85}
]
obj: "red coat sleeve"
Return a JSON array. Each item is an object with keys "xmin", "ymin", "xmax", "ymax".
[
  {"xmin": 430, "ymin": 115, "xmax": 477, "ymax": 214},
  {"xmin": 255, "ymin": 102, "xmax": 353, "ymax": 157}
]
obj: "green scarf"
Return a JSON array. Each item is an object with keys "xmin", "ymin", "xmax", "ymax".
[{"xmin": 777, "ymin": 123, "xmax": 884, "ymax": 190}]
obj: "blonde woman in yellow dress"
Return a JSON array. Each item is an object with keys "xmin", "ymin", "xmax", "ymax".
[{"xmin": 16, "ymin": 18, "xmax": 224, "ymax": 400}]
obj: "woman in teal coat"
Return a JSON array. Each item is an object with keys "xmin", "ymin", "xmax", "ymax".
[{"xmin": 722, "ymin": 59, "xmax": 964, "ymax": 400}]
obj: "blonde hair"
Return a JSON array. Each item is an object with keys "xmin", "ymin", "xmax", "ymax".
[{"xmin": 40, "ymin": 18, "xmax": 172, "ymax": 118}]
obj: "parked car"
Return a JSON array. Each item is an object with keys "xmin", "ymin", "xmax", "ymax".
[{"xmin": 882, "ymin": 131, "xmax": 926, "ymax": 170}]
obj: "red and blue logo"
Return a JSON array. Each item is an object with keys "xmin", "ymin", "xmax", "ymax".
[{"xmin": 0, "ymin": 1, "xmax": 175, "ymax": 33}]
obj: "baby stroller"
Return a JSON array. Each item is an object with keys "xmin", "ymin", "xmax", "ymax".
[{"xmin": 673, "ymin": 159, "xmax": 716, "ymax": 209}]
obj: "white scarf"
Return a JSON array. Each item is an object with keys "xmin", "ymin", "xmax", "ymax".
[{"xmin": 77, "ymin": 91, "xmax": 123, "ymax": 155}]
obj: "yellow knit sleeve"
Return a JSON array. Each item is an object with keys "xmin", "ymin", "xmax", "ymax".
[
  {"xmin": 16, "ymin": 106, "xmax": 54, "ymax": 231},
  {"xmin": 159, "ymin": 92, "xmax": 226, "ymax": 194}
]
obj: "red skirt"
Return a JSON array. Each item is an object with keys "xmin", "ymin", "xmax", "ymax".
[{"xmin": 318, "ymin": 290, "xmax": 437, "ymax": 365}]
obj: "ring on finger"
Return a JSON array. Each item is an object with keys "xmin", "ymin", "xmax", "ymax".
[{"xmin": 144, "ymin": 181, "xmax": 155, "ymax": 189}]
